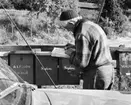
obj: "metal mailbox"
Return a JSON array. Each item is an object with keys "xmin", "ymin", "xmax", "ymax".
[
  {"xmin": 35, "ymin": 52, "xmax": 58, "ymax": 86},
  {"xmin": 8, "ymin": 51, "xmax": 35, "ymax": 84},
  {"xmin": 58, "ymin": 58, "xmax": 80, "ymax": 85},
  {"xmin": 117, "ymin": 49, "xmax": 131, "ymax": 91},
  {"xmin": 118, "ymin": 53, "xmax": 131, "ymax": 76}
]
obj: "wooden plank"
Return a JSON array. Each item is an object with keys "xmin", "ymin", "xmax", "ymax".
[{"xmin": 78, "ymin": 2, "xmax": 99, "ymax": 9}]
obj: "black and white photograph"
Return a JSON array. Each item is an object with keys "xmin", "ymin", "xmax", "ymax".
[{"xmin": 0, "ymin": 0, "xmax": 131, "ymax": 105}]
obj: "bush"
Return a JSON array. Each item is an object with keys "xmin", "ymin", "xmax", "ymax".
[
  {"xmin": 0, "ymin": 27, "xmax": 8, "ymax": 44},
  {"xmin": 101, "ymin": 0, "xmax": 127, "ymax": 36},
  {"xmin": 0, "ymin": 0, "xmax": 13, "ymax": 9}
]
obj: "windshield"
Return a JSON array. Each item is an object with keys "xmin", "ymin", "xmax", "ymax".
[{"xmin": 0, "ymin": 58, "xmax": 31, "ymax": 105}]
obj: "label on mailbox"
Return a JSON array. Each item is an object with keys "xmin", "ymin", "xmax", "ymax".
[
  {"xmin": 119, "ymin": 53, "xmax": 131, "ymax": 76},
  {"xmin": 9, "ymin": 54, "xmax": 34, "ymax": 84},
  {"xmin": 35, "ymin": 56, "xmax": 58, "ymax": 86},
  {"xmin": 58, "ymin": 58, "xmax": 80, "ymax": 85}
]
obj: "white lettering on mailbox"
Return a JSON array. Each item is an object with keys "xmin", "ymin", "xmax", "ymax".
[
  {"xmin": 64, "ymin": 66, "xmax": 75, "ymax": 71},
  {"xmin": 41, "ymin": 67, "xmax": 52, "ymax": 71},
  {"xmin": 126, "ymin": 72, "xmax": 131, "ymax": 76},
  {"xmin": 13, "ymin": 65, "xmax": 31, "ymax": 69},
  {"xmin": 17, "ymin": 71, "xmax": 28, "ymax": 75},
  {"xmin": 121, "ymin": 65, "xmax": 131, "ymax": 68}
]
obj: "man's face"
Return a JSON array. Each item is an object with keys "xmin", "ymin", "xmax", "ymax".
[
  {"xmin": 64, "ymin": 22, "xmax": 74, "ymax": 31},
  {"xmin": 56, "ymin": 19, "xmax": 75, "ymax": 32},
  {"xmin": 61, "ymin": 20, "xmax": 75, "ymax": 32}
]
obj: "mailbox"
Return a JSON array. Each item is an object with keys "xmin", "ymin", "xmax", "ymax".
[
  {"xmin": 117, "ymin": 49, "xmax": 131, "ymax": 91},
  {"xmin": 35, "ymin": 52, "xmax": 58, "ymax": 86},
  {"xmin": 118, "ymin": 52, "xmax": 131, "ymax": 76},
  {"xmin": 58, "ymin": 58, "xmax": 80, "ymax": 85},
  {"xmin": 8, "ymin": 51, "xmax": 35, "ymax": 84}
]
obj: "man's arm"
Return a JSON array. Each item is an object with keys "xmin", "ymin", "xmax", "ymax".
[
  {"xmin": 64, "ymin": 43, "xmax": 75, "ymax": 50},
  {"xmin": 69, "ymin": 33, "xmax": 94, "ymax": 68}
]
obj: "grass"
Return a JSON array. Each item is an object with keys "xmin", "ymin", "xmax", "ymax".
[
  {"xmin": 0, "ymin": 9, "xmax": 130, "ymax": 45},
  {"xmin": 0, "ymin": 9, "xmax": 74, "ymax": 45}
]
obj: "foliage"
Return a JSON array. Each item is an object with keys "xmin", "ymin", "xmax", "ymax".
[
  {"xmin": 0, "ymin": 27, "xmax": 8, "ymax": 45},
  {"xmin": 0, "ymin": 0, "xmax": 131, "ymax": 41},
  {"xmin": 0, "ymin": 0, "xmax": 79, "ymax": 43},
  {"xmin": 117, "ymin": 0, "xmax": 127, "ymax": 9},
  {"xmin": 27, "ymin": 0, "xmax": 79, "ymax": 35},
  {"xmin": 0, "ymin": 0, "xmax": 13, "ymax": 9},
  {"xmin": 1, "ymin": 0, "xmax": 128, "ymax": 37},
  {"xmin": 113, "ymin": 72, "xmax": 131, "ymax": 91},
  {"xmin": 0, "ymin": 9, "xmax": 75, "ymax": 45},
  {"xmin": 124, "ymin": 0, "xmax": 131, "ymax": 9},
  {"xmin": 100, "ymin": 0, "xmax": 127, "ymax": 37}
]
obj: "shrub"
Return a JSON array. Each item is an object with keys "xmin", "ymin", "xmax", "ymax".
[
  {"xmin": 0, "ymin": 0, "xmax": 13, "ymax": 9},
  {"xmin": 101, "ymin": 0, "xmax": 127, "ymax": 36},
  {"xmin": 0, "ymin": 27, "xmax": 8, "ymax": 44}
]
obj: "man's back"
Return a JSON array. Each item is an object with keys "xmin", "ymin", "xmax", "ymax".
[
  {"xmin": 83, "ymin": 21, "xmax": 112, "ymax": 67},
  {"xmin": 74, "ymin": 19, "xmax": 112, "ymax": 69}
]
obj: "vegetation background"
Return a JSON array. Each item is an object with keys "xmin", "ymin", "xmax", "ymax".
[
  {"xmin": 0, "ymin": 0, "xmax": 131, "ymax": 46},
  {"xmin": 1, "ymin": 0, "xmax": 131, "ymax": 90}
]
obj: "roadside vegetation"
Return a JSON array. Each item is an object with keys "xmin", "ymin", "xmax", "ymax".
[{"xmin": 0, "ymin": 0, "xmax": 131, "ymax": 45}]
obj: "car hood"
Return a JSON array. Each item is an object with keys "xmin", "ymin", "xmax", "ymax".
[{"xmin": 32, "ymin": 89, "xmax": 131, "ymax": 105}]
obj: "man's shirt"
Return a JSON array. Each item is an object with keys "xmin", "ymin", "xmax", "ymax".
[{"xmin": 70, "ymin": 19, "xmax": 112, "ymax": 70}]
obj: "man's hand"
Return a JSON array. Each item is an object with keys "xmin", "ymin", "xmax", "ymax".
[
  {"xmin": 64, "ymin": 43, "xmax": 75, "ymax": 50},
  {"xmin": 65, "ymin": 48, "xmax": 75, "ymax": 56}
]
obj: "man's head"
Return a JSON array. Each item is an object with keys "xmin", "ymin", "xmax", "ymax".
[{"xmin": 57, "ymin": 9, "xmax": 82, "ymax": 32}]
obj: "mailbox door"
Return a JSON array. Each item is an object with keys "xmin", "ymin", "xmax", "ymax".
[
  {"xmin": 35, "ymin": 56, "xmax": 58, "ymax": 86},
  {"xmin": 58, "ymin": 58, "xmax": 80, "ymax": 85},
  {"xmin": 118, "ymin": 52, "xmax": 131, "ymax": 91},
  {"xmin": 119, "ymin": 53, "xmax": 131, "ymax": 76},
  {"xmin": 9, "ymin": 54, "xmax": 34, "ymax": 84}
]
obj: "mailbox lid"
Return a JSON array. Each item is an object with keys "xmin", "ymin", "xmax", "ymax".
[
  {"xmin": 9, "ymin": 53, "xmax": 35, "ymax": 84},
  {"xmin": 58, "ymin": 58, "xmax": 80, "ymax": 85},
  {"xmin": 35, "ymin": 55, "xmax": 58, "ymax": 86}
]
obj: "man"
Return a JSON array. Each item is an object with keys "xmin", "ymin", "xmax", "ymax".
[{"xmin": 57, "ymin": 9, "xmax": 114, "ymax": 90}]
